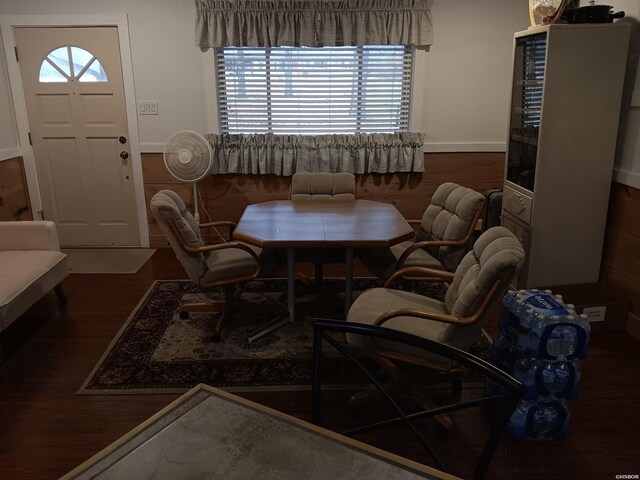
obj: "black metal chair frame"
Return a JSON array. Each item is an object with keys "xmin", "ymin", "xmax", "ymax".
[{"xmin": 312, "ymin": 319, "xmax": 525, "ymax": 480}]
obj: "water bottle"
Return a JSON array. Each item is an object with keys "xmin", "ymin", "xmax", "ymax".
[
  {"xmin": 528, "ymin": 313, "xmax": 549, "ymax": 357},
  {"xmin": 513, "ymin": 355, "xmax": 582, "ymax": 401},
  {"xmin": 537, "ymin": 314, "xmax": 591, "ymax": 360},
  {"xmin": 507, "ymin": 290, "xmax": 537, "ymax": 339},
  {"xmin": 512, "ymin": 355, "xmax": 538, "ymax": 400},
  {"xmin": 499, "ymin": 290, "xmax": 518, "ymax": 334},
  {"xmin": 573, "ymin": 314, "xmax": 591, "ymax": 359},
  {"xmin": 506, "ymin": 295, "xmax": 525, "ymax": 340},
  {"xmin": 508, "ymin": 399, "xmax": 570, "ymax": 441},
  {"xmin": 546, "ymin": 316, "xmax": 566, "ymax": 357},
  {"xmin": 508, "ymin": 400, "xmax": 530, "ymax": 440},
  {"xmin": 542, "ymin": 400, "xmax": 570, "ymax": 440},
  {"xmin": 515, "ymin": 307, "xmax": 538, "ymax": 353},
  {"xmin": 540, "ymin": 358, "xmax": 581, "ymax": 399}
]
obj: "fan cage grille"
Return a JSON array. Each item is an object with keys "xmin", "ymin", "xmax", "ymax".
[{"xmin": 163, "ymin": 131, "xmax": 213, "ymax": 182}]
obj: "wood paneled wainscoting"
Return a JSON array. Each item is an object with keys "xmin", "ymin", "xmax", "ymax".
[
  {"xmin": 141, "ymin": 152, "xmax": 505, "ymax": 248},
  {"xmin": 601, "ymin": 182, "xmax": 640, "ymax": 341},
  {"xmin": 0, "ymin": 156, "xmax": 32, "ymax": 221},
  {"xmin": 141, "ymin": 152, "xmax": 640, "ymax": 341}
]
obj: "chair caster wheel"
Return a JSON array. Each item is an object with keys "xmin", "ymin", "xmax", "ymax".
[
  {"xmin": 211, "ymin": 333, "xmax": 221, "ymax": 342},
  {"xmin": 179, "ymin": 311, "xmax": 189, "ymax": 319}
]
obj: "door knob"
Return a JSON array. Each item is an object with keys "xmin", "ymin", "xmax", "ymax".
[
  {"xmin": 120, "ymin": 151, "xmax": 129, "ymax": 159},
  {"xmin": 119, "ymin": 136, "xmax": 127, "ymax": 144}
]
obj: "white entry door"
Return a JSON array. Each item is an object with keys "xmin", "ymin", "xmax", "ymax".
[{"xmin": 14, "ymin": 27, "xmax": 140, "ymax": 246}]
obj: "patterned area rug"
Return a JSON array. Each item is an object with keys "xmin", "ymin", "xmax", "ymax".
[{"xmin": 79, "ymin": 278, "xmax": 491, "ymax": 394}]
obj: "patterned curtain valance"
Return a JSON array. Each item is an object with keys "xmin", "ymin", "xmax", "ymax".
[
  {"xmin": 206, "ymin": 133, "xmax": 425, "ymax": 176},
  {"xmin": 195, "ymin": 0, "xmax": 433, "ymax": 50}
]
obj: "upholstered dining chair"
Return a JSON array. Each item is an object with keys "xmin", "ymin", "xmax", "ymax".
[
  {"xmin": 290, "ymin": 171, "xmax": 356, "ymax": 200},
  {"xmin": 345, "ymin": 226, "xmax": 525, "ymax": 429},
  {"xmin": 150, "ymin": 190, "xmax": 275, "ymax": 342},
  {"xmin": 359, "ymin": 182, "xmax": 485, "ymax": 281},
  {"xmin": 289, "ymin": 172, "xmax": 356, "ymax": 284}
]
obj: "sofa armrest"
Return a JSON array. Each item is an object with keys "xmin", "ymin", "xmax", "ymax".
[{"xmin": 0, "ymin": 221, "xmax": 61, "ymax": 252}]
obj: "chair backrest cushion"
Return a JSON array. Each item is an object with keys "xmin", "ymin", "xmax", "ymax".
[
  {"xmin": 290, "ymin": 172, "xmax": 356, "ymax": 200},
  {"xmin": 150, "ymin": 190, "xmax": 206, "ymax": 283},
  {"xmin": 442, "ymin": 226, "xmax": 525, "ymax": 350},
  {"xmin": 415, "ymin": 182, "xmax": 485, "ymax": 271}
]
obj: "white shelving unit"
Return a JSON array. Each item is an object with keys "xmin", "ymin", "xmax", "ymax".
[{"xmin": 501, "ymin": 24, "xmax": 630, "ymax": 288}]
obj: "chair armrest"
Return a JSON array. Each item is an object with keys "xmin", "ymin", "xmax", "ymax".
[
  {"xmin": 169, "ymin": 221, "xmax": 259, "ymax": 262},
  {"xmin": 375, "ymin": 279, "xmax": 502, "ymax": 327},
  {"xmin": 384, "ymin": 266, "xmax": 455, "ymax": 287},
  {"xmin": 396, "ymin": 239, "xmax": 466, "ymax": 270},
  {"xmin": 0, "ymin": 221, "xmax": 61, "ymax": 252},
  {"xmin": 375, "ymin": 308, "xmax": 475, "ymax": 327},
  {"xmin": 189, "ymin": 241, "xmax": 259, "ymax": 260},
  {"xmin": 200, "ymin": 221, "xmax": 237, "ymax": 229}
]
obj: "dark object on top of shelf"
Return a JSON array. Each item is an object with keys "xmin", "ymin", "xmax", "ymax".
[
  {"xmin": 567, "ymin": 5, "xmax": 625, "ymax": 23},
  {"xmin": 559, "ymin": 0, "xmax": 580, "ymax": 22}
]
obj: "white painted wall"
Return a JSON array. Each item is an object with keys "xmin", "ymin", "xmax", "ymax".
[
  {"xmin": 0, "ymin": 0, "xmax": 530, "ymax": 157},
  {"xmin": 413, "ymin": 0, "xmax": 529, "ymax": 151},
  {"xmin": 0, "ymin": 0, "xmax": 207, "ymax": 155},
  {"xmin": 2, "ymin": 0, "xmax": 636, "ymax": 176}
]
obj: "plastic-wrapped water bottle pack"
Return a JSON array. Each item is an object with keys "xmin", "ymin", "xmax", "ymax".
[{"xmin": 489, "ymin": 289, "xmax": 591, "ymax": 441}]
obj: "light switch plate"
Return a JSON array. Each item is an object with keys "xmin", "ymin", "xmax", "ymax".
[{"xmin": 139, "ymin": 100, "xmax": 158, "ymax": 115}]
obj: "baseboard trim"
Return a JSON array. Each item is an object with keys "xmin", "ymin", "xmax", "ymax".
[
  {"xmin": 613, "ymin": 168, "xmax": 640, "ymax": 190},
  {"xmin": 0, "ymin": 147, "xmax": 21, "ymax": 162},
  {"xmin": 140, "ymin": 143, "xmax": 165, "ymax": 154}
]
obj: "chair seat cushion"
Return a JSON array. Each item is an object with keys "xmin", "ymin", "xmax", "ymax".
[
  {"xmin": 359, "ymin": 241, "xmax": 444, "ymax": 279},
  {"xmin": 346, "ymin": 287, "xmax": 447, "ymax": 348},
  {"xmin": 201, "ymin": 243, "xmax": 263, "ymax": 285},
  {"xmin": 390, "ymin": 242, "xmax": 444, "ymax": 270}
]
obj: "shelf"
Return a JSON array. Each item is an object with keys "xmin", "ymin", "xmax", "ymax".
[
  {"xmin": 516, "ymin": 79, "xmax": 544, "ymax": 87},
  {"xmin": 511, "ymin": 134, "xmax": 538, "ymax": 146}
]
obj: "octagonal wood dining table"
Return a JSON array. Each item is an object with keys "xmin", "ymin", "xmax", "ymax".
[{"xmin": 233, "ymin": 199, "xmax": 414, "ymax": 342}]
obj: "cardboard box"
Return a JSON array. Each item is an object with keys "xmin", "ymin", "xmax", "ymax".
[{"xmin": 540, "ymin": 283, "xmax": 628, "ymax": 333}]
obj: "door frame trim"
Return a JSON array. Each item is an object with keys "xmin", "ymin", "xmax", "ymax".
[{"xmin": 0, "ymin": 14, "xmax": 149, "ymax": 247}]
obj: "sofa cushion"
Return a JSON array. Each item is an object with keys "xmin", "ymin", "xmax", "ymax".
[{"xmin": 0, "ymin": 250, "xmax": 67, "ymax": 331}]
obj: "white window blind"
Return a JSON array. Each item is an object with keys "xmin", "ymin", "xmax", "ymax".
[{"xmin": 215, "ymin": 45, "xmax": 413, "ymax": 135}]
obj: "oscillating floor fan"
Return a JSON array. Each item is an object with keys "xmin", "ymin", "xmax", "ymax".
[{"xmin": 163, "ymin": 130, "xmax": 213, "ymax": 222}]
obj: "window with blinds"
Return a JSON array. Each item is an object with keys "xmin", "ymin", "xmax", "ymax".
[{"xmin": 215, "ymin": 45, "xmax": 413, "ymax": 135}]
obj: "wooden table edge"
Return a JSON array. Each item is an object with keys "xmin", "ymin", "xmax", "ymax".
[{"xmin": 61, "ymin": 384, "xmax": 459, "ymax": 480}]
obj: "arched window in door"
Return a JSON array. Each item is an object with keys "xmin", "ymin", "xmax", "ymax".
[{"xmin": 39, "ymin": 46, "xmax": 108, "ymax": 83}]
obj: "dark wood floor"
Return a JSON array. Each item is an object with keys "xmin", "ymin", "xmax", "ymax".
[{"xmin": 1, "ymin": 249, "xmax": 639, "ymax": 479}]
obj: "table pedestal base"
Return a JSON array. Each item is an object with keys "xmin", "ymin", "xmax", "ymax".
[{"xmin": 247, "ymin": 248, "xmax": 354, "ymax": 343}]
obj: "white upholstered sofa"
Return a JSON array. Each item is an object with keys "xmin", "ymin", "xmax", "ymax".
[{"xmin": 0, "ymin": 221, "xmax": 68, "ymax": 359}]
